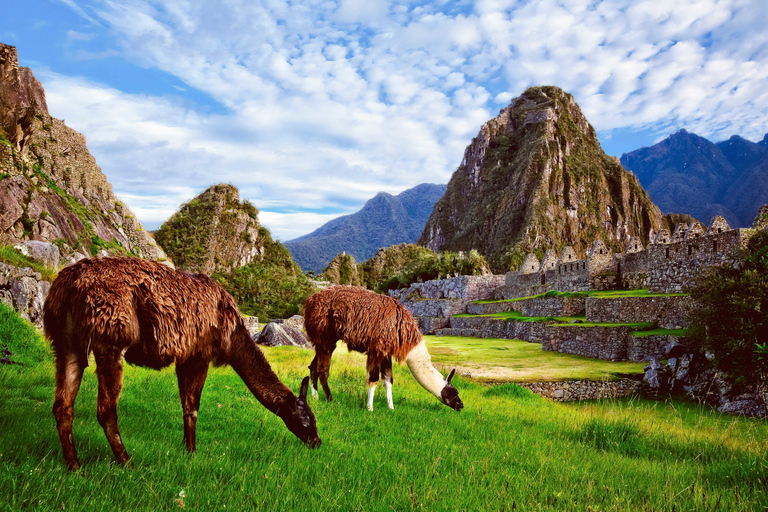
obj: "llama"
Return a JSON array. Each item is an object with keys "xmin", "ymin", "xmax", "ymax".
[
  {"xmin": 303, "ymin": 286, "xmax": 463, "ymax": 411},
  {"xmin": 43, "ymin": 257, "xmax": 321, "ymax": 470}
]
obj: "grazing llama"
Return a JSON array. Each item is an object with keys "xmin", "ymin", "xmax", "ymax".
[
  {"xmin": 43, "ymin": 257, "xmax": 320, "ymax": 470},
  {"xmin": 303, "ymin": 286, "xmax": 463, "ymax": 411}
]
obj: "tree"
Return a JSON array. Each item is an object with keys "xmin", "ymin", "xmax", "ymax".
[{"xmin": 687, "ymin": 230, "xmax": 768, "ymax": 388}]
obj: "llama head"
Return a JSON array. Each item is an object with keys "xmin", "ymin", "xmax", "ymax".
[
  {"xmin": 440, "ymin": 368, "xmax": 464, "ymax": 411},
  {"xmin": 284, "ymin": 377, "xmax": 322, "ymax": 448}
]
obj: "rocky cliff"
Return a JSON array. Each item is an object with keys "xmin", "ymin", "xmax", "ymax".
[
  {"xmin": 0, "ymin": 43, "xmax": 167, "ymax": 263},
  {"xmin": 286, "ymin": 183, "xmax": 446, "ymax": 273},
  {"xmin": 621, "ymin": 130, "xmax": 768, "ymax": 228},
  {"xmin": 155, "ymin": 183, "xmax": 279, "ymax": 274},
  {"xmin": 418, "ymin": 86, "xmax": 666, "ymax": 272}
]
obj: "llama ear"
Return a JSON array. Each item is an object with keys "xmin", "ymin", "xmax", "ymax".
[
  {"xmin": 446, "ymin": 368, "xmax": 456, "ymax": 385},
  {"xmin": 299, "ymin": 376, "xmax": 310, "ymax": 402}
]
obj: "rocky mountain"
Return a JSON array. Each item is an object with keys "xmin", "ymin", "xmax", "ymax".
[
  {"xmin": 285, "ymin": 183, "xmax": 446, "ymax": 273},
  {"xmin": 620, "ymin": 130, "xmax": 768, "ymax": 227},
  {"xmin": 154, "ymin": 183, "xmax": 283, "ymax": 275},
  {"xmin": 418, "ymin": 86, "xmax": 667, "ymax": 273},
  {"xmin": 0, "ymin": 43, "xmax": 166, "ymax": 263}
]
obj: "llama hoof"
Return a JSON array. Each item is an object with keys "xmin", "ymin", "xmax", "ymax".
[
  {"xmin": 311, "ymin": 388, "xmax": 318, "ymax": 399},
  {"xmin": 367, "ymin": 405, "xmax": 374, "ymax": 411}
]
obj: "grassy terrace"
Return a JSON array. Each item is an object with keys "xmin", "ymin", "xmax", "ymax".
[
  {"xmin": 425, "ymin": 335, "xmax": 645, "ymax": 382},
  {"xmin": 1, "ymin": 307, "xmax": 765, "ymax": 511},
  {"xmin": 0, "ymin": 245, "xmax": 58, "ymax": 281},
  {"xmin": 472, "ymin": 288, "xmax": 689, "ymax": 304},
  {"xmin": 455, "ymin": 310, "xmax": 663, "ymax": 333}
]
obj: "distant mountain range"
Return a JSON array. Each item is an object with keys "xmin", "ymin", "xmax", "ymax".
[
  {"xmin": 621, "ymin": 130, "xmax": 768, "ymax": 227},
  {"xmin": 285, "ymin": 183, "xmax": 446, "ymax": 273}
]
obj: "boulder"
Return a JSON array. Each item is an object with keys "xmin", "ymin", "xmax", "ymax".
[
  {"xmin": 14, "ymin": 240, "xmax": 60, "ymax": 269},
  {"xmin": 256, "ymin": 321, "xmax": 312, "ymax": 349}
]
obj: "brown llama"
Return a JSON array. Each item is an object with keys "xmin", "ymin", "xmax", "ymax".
[
  {"xmin": 303, "ymin": 286, "xmax": 463, "ymax": 411},
  {"xmin": 43, "ymin": 257, "xmax": 320, "ymax": 470}
]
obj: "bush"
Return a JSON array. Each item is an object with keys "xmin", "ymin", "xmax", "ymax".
[{"xmin": 687, "ymin": 230, "xmax": 768, "ymax": 387}]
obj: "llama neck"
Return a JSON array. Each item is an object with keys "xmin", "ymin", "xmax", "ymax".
[
  {"xmin": 405, "ymin": 341, "xmax": 446, "ymax": 399},
  {"xmin": 227, "ymin": 328, "xmax": 294, "ymax": 416}
]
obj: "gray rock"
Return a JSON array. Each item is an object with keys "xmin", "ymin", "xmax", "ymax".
[
  {"xmin": 14, "ymin": 240, "xmax": 60, "ymax": 269},
  {"xmin": 718, "ymin": 399, "xmax": 767, "ymax": 417},
  {"xmin": 283, "ymin": 315, "xmax": 304, "ymax": 331},
  {"xmin": 256, "ymin": 322, "xmax": 312, "ymax": 349}
]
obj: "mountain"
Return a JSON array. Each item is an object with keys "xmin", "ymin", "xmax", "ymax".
[
  {"xmin": 285, "ymin": 183, "xmax": 446, "ymax": 273},
  {"xmin": 155, "ymin": 183, "xmax": 285, "ymax": 274},
  {"xmin": 0, "ymin": 43, "xmax": 166, "ymax": 262},
  {"xmin": 620, "ymin": 131, "xmax": 768, "ymax": 227},
  {"xmin": 418, "ymin": 86, "xmax": 666, "ymax": 273}
]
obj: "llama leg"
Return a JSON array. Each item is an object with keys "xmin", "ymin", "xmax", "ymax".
[
  {"xmin": 176, "ymin": 357, "xmax": 209, "ymax": 453},
  {"xmin": 94, "ymin": 350, "xmax": 131, "ymax": 466},
  {"xmin": 309, "ymin": 354, "xmax": 319, "ymax": 399},
  {"xmin": 366, "ymin": 355, "xmax": 380, "ymax": 411},
  {"xmin": 52, "ymin": 351, "xmax": 86, "ymax": 470},
  {"xmin": 316, "ymin": 350, "xmax": 334, "ymax": 401},
  {"xmin": 380, "ymin": 357, "xmax": 394, "ymax": 410}
]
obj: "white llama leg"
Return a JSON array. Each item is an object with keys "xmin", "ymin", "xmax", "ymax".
[
  {"xmin": 367, "ymin": 383, "xmax": 376, "ymax": 411},
  {"xmin": 311, "ymin": 386, "xmax": 318, "ymax": 399},
  {"xmin": 385, "ymin": 379, "xmax": 394, "ymax": 410}
]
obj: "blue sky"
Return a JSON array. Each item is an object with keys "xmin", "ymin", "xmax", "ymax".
[{"xmin": 2, "ymin": 0, "xmax": 767, "ymax": 240}]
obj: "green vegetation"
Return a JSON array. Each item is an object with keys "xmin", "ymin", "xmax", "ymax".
[
  {"xmin": 0, "ymin": 245, "xmax": 57, "ymax": 281},
  {"xmin": 213, "ymin": 233, "xmax": 316, "ymax": 322},
  {"xmin": 454, "ymin": 310, "xmax": 587, "ymax": 324},
  {"xmin": 320, "ymin": 245, "xmax": 492, "ymax": 292},
  {"xmin": 0, "ymin": 302, "xmax": 49, "ymax": 365},
  {"xmin": 425, "ymin": 335, "xmax": 644, "ymax": 382},
  {"xmin": 154, "ymin": 194, "xmax": 218, "ymax": 271},
  {"xmin": 631, "ymin": 328, "xmax": 688, "ymax": 337},
  {"xmin": 688, "ymin": 229, "xmax": 768, "ymax": 388},
  {"xmin": 1, "ymin": 329, "xmax": 765, "ymax": 511}
]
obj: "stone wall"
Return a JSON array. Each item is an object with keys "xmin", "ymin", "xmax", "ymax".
[
  {"xmin": 585, "ymin": 295, "xmax": 691, "ymax": 329},
  {"xmin": 645, "ymin": 229, "xmax": 750, "ymax": 293},
  {"xmin": 0, "ymin": 262, "xmax": 50, "ymax": 328},
  {"xmin": 628, "ymin": 334, "xmax": 686, "ymax": 362},
  {"xmin": 541, "ymin": 325, "xmax": 632, "ymax": 361},
  {"xmin": 390, "ymin": 274, "xmax": 505, "ymax": 302},
  {"xmin": 401, "ymin": 298, "xmax": 466, "ymax": 318},
  {"xmin": 518, "ymin": 379, "xmax": 642, "ymax": 401},
  {"xmin": 518, "ymin": 296, "xmax": 586, "ymax": 317},
  {"xmin": 466, "ymin": 300, "xmax": 516, "ymax": 315}
]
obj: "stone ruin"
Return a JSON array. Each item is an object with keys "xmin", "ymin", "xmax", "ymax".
[{"xmin": 499, "ymin": 209, "xmax": 763, "ymax": 299}]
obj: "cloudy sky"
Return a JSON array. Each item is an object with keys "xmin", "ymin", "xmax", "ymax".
[{"xmin": 2, "ymin": 1, "xmax": 767, "ymax": 240}]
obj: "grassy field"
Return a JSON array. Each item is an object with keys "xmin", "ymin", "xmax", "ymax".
[
  {"xmin": 1, "ymin": 307, "xmax": 766, "ymax": 511},
  {"xmin": 425, "ymin": 335, "xmax": 645, "ymax": 382}
]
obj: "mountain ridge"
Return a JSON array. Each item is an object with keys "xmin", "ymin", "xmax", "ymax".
[{"xmin": 285, "ymin": 183, "xmax": 446, "ymax": 273}]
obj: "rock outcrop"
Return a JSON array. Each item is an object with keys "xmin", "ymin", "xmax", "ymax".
[
  {"xmin": 0, "ymin": 261, "xmax": 49, "ymax": 328},
  {"xmin": 0, "ymin": 43, "xmax": 167, "ymax": 262},
  {"xmin": 418, "ymin": 86, "xmax": 667, "ymax": 273},
  {"xmin": 256, "ymin": 320, "xmax": 311, "ymax": 349},
  {"xmin": 154, "ymin": 183, "xmax": 276, "ymax": 274}
]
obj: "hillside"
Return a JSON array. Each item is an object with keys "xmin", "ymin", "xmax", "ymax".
[
  {"xmin": 285, "ymin": 183, "xmax": 446, "ymax": 273},
  {"xmin": 155, "ymin": 183, "xmax": 278, "ymax": 274},
  {"xmin": 0, "ymin": 43, "xmax": 166, "ymax": 261},
  {"xmin": 620, "ymin": 130, "xmax": 768, "ymax": 227},
  {"xmin": 418, "ymin": 86, "xmax": 666, "ymax": 273}
]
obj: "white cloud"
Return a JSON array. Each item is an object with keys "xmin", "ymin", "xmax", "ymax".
[{"xmin": 44, "ymin": 0, "xmax": 768, "ymax": 241}]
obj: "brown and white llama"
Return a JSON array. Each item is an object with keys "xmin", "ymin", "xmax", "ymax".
[
  {"xmin": 303, "ymin": 286, "xmax": 463, "ymax": 411},
  {"xmin": 43, "ymin": 257, "xmax": 320, "ymax": 470}
]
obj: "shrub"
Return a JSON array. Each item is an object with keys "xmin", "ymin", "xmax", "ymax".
[{"xmin": 687, "ymin": 230, "xmax": 768, "ymax": 388}]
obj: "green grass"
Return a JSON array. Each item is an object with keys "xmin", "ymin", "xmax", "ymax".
[
  {"xmin": 0, "ymin": 245, "xmax": 58, "ymax": 281},
  {"xmin": 472, "ymin": 288, "xmax": 689, "ymax": 304},
  {"xmin": 631, "ymin": 328, "xmax": 689, "ymax": 337},
  {"xmin": 1, "ymin": 315, "xmax": 766, "ymax": 510},
  {"xmin": 454, "ymin": 310, "xmax": 587, "ymax": 323},
  {"xmin": 425, "ymin": 335, "xmax": 645, "ymax": 382}
]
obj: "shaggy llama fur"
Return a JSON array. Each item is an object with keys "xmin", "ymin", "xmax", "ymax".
[{"xmin": 44, "ymin": 257, "xmax": 320, "ymax": 470}]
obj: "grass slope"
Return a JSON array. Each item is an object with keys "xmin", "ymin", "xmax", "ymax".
[
  {"xmin": 425, "ymin": 335, "xmax": 646, "ymax": 382},
  {"xmin": 1, "ymin": 332, "xmax": 766, "ymax": 511}
]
